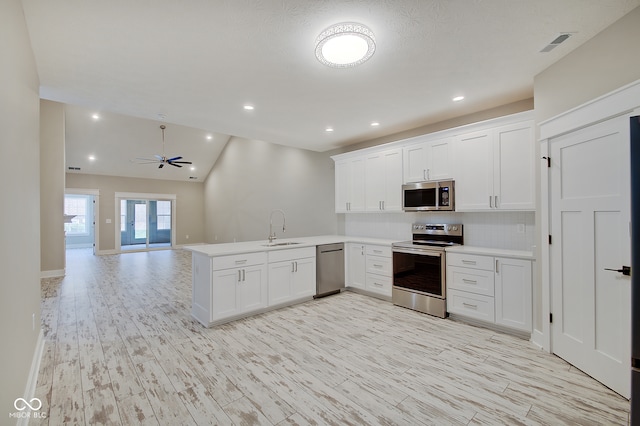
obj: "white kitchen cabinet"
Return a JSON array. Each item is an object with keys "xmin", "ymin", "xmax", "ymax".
[
  {"xmin": 364, "ymin": 245, "xmax": 393, "ymax": 297},
  {"xmin": 365, "ymin": 148, "xmax": 403, "ymax": 212},
  {"xmin": 454, "ymin": 121, "xmax": 534, "ymax": 211},
  {"xmin": 346, "ymin": 243, "xmax": 366, "ymax": 290},
  {"xmin": 346, "ymin": 243, "xmax": 392, "ymax": 297},
  {"xmin": 403, "ymin": 137, "xmax": 453, "ymax": 183},
  {"xmin": 335, "ymin": 156, "xmax": 365, "ymax": 213},
  {"xmin": 446, "ymin": 252, "xmax": 532, "ymax": 333},
  {"xmin": 193, "ymin": 251, "xmax": 268, "ymax": 325},
  {"xmin": 494, "ymin": 257, "xmax": 532, "ymax": 332},
  {"xmin": 268, "ymin": 247, "xmax": 316, "ymax": 306}
]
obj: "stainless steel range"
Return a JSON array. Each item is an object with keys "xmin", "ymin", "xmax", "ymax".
[{"xmin": 392, "ymin": 223, "xmax": 463, "ymax": 318}]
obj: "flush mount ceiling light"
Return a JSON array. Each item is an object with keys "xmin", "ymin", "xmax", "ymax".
[{"xmin": 315, "ymin": 22, "xmax": 375, "ymax": 68}]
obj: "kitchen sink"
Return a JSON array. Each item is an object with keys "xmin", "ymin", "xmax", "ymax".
[{"xmin": 261, "ymin": 242, "xmax": 303, "ymax": 247}]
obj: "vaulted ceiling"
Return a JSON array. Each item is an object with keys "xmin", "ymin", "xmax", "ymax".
[{"xmin": 21, "ymin": 0, "xmax": 640, "ymax": 181}]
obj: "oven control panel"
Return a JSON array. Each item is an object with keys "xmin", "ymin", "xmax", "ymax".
[{"xmin": 412, "ymin": 223, "xmax": 462, "ymax": 236}]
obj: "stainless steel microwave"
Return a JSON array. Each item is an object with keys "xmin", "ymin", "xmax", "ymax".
[{"xmin": 402, "ymin": 180, "xmax": 455, "ymax": 212}]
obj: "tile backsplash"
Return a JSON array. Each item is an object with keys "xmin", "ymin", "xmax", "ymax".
[{"xmin": 343, "ymin": 211, "xmax": 536, "ymax": 252}]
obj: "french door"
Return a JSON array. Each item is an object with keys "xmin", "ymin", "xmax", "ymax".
[
  {"xmin": 550, "ymin": 114, "xmax": 631, "ymax": 398},
  {"xmin": 120, "ymin": 198, "xmax": 173, "ymax": 250}
]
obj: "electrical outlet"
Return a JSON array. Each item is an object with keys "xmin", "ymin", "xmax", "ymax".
[
  {"xmin": 214, "ymin": 235, "xmax": 218, "ymax": 241},
  {"xmin": 517, "ymin": 223, "xmax": 525, "ymax": 234},
  {"xmin": 106, "ymin": 218, "xmax": 112, "ymax": 223}
]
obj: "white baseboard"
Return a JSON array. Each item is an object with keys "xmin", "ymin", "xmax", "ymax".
[
  {"xmin": 17, "ymin": 329, "xmax": 45, "ymax": 426},
  {"xmin": 96, "ymin": 249, "xmax": 118, "ymax": 255},
  {"xmin": 40, "ymin": 269, "xmax": 64, "ymax": 279}
]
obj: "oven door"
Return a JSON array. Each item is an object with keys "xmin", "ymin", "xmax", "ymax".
[{"xmin": 392, "ymin": 248, "xmax": 445, "ymax": 298}]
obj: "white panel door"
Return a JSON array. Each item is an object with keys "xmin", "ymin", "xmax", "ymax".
[
  {"xmin": 365, "ymin": 153, "xmax": 385, "ymax": 211},
  {"xmin": 494, "ymin": 122, "xmax": 535, "ymax": 210},
  {"xmin": 383, "ymin": 149, "xmax": 403, "ymax": 211},
  {"xmin": 239, "ymin": 265, "xmax": 267, "ymax": 313},
  {"xmin": 268, "ymin": 261, "xmax": 293, "ymax": 305},
  {"xmin": 403, "ymin": 142, "xmax": 428, "ymax": 183},
  {"xmin": 291, "ymin": 257, "xmax": 316, "ymax": 298},
  {"xmin": 350, "ymin": 157, "xmax": 366, "ymax": 212},
  {"xmin": 334, "ymin": 160, "xmax": 350, "ymax": 213},
  {"xmin": 427, "ymin": 137, "xmax": 453, "ymax": 181},
  {"xmin": 211, "ymin": 269, "xmax": 241, "ymax": 320},
  {"xmin": 550, "ymin": 115, "xmax": 631, "ymax": 398}
]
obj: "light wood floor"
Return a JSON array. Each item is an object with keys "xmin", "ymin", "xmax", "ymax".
[{"xmin": 35, "ymin": 248, "xmax": 630, "ymax": 425}]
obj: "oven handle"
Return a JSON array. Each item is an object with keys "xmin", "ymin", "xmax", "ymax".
[{"xmin": 392, "ymin": 248, "xmax": 443, "ymax": 257}]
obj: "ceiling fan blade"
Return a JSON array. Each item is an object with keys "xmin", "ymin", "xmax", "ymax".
[
  {"xmin": 169, "ymin": 162, "xmax": 183, "ymax": 168},
  {"xmin": 155, "ymin": 154, "xmax": 164, "ymax": 161},
  {"xmin": 133, "ymin": 157, "xmax": 161, "ymax": 162},
  {"xmin": 168, "ymin": 160, "xmax": 192, "ymax": 164},
  {"xmin": 158, "ymin": 163, "xmax": 164, "ymax": 169},
  {"xmin": 167, "ymin": 156, "xmax": 182, "ymax": 161}
]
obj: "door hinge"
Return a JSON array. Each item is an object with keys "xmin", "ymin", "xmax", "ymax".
[
  {"xmin": 550, "ymin": 313, "xmax": 553, "ymax": 323},
  {"xmin": 548, "ymin": 235, "xmax": 552, "ymax": 244},
  {"xmin": 542, "ymin": 156, "xmax": 551, "ymax": 168}
]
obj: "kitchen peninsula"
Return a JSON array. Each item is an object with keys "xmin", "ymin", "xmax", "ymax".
[{"xmin": 184, "ymin": 236, "xmax": 397, "ymax": 327}]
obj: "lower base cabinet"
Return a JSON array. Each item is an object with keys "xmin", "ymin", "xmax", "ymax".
[
  {"xmin": 347, "ymin": 243, "xmax": 392, "ymax": 297},
  {"xmin": 447, "ymin": 252, "xmax": 532, "ymax": 333},
  {"xmin": 268, "ymin": 247, "xmax": 316, "ymax": 306}
]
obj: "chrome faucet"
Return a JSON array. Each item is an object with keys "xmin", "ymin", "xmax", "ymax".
[{"xmin": 268, "ymin": 209, "xmax": 286, "ymax": 243}]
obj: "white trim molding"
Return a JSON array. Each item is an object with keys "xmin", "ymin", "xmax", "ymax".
[
  {"xmin": 40, "ymin": 269, "xmax": 65, "ymax": 278},
  {"xmin": 539, "ymin": 78, "xmax": 640, "ymax": 140},
  {"xmin": 537, "ymin": 78, "xmax": 640, "ymax": 354},
  {"xmin": 16, "ymin": 329, "xmax": 45, "ymax": 426}
]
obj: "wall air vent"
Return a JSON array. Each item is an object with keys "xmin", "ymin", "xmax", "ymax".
[
  {"xmin": 540, "ymin": 33, "xmax": 573, "ymax": 53},
  {"xmin": 67, "ymin": 166, "xmax": 81, "ymax": 171}
]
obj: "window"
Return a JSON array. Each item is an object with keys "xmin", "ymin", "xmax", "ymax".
[
  {"xmin": 64, "ymin": 195, "xmax": 89, "ymax": 235},
  {"xmin": 157, "ymin": 201, "xmax": 171, "ymax": 230}
]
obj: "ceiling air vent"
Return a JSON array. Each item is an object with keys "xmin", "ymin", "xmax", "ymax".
[
  {"xmin": 540, "ymin": 33, "xmax": 573, "ymax": 53},
  {"xmin": 189, "ymin": 176, "xmax": 198, "ymax": 180},
  {"xmin": 67, "ymin": 166, "xmax": 81, "ymax": 171}
]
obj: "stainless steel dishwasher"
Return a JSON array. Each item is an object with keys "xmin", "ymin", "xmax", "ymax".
[{"xmin": 315, "ymin": 243, "xmax": 345, "ymax": 298}]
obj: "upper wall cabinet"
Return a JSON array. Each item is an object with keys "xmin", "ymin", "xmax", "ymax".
[
  {"xmin": 335, "ymin": 156, "xmax": 365, "ymax": 213},
  {"xmin": 365, "ymin": 148, "xmax": 403, "ymax": 212},
  {"xmin": 454, "ymin": 121, "xmax": 535, "ymax": 211},
  {"xmin": 403, "ymin": 137, "xmax": 453, "ymax": 183}
]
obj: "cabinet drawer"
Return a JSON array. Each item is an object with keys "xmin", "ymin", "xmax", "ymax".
[
  {"xmin": 366, "ymin": 245, "xmax": 391, "ymax": 258},
  {"xmin": 447, "ymin": 266, "xmax": 494, "ymax": 296},
  {"xmin": 212, "ymin": 252, "xmax": 267, "ymax": 271},
  {"xmin": 446, "ymin": 252, "xmax": 494, "ymax": 271},
  {"xmin": 268, "ymin": 246, "xmax": 316, "ymax": 263},
  {"xmin": 366, "ymin": 256, "xmax": 392, "ymax": 276},
  {"xmin": 365, "ymin": 273, "xmax": 392, "ymax": 296},
  {"xmin": 447, "ymin": 289, "xmax": 495, "ymax": 323}
]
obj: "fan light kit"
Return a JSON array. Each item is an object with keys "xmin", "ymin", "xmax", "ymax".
[
  {"xmin": 315, "ymin": 22, "xmax": 375, "ymax": 68},
  {"xmin": 133, "ymin": 125, "xmax": 193, "ymax": 169}
]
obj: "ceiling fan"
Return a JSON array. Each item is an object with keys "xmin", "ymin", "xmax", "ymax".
[{"xmin": 133, "ymin": 125, "xmax": 192, "ymax": 168}]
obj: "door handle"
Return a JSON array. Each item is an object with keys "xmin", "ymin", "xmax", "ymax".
[{"xmin": 604, "ymin": 266, "xmax": 631, "ymax": 276}]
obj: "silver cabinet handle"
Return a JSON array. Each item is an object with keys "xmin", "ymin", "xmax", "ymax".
[
  {"xmin": 295, "ymin": 261, "xmax": 298, "ymax": 272},
  {"xmin": 243, "ymin": 269, "xmax": 246, "ymax": 281},
  {"xmin": 489, "ymin": 196, "xmax": 493, "ymax": 208},
  {"xmin": 494, "ymin": 195, "xmax": 498, "ymax": 208},
  {"xmin": 373, "ymin": 264, "xmax": 383, "ymax": 268},
  {"xmin": 462, "ymin": 278, "xmax": 477, "ymax": 284},
  {"xmin": 373, "ymin": 281, "xmax": 383, "ymax": 287},
  {"xmin": 463, "ymin": 302, "xmax": 478, "ymax": 309},
  {"xmin": 292, "ymin": 262, "xmax": 295, "ymax": 273},
  {"xmin": 461, "ymin": 260, "xmax": 476, "ymax": 265},
  {"xmin": 423, "ymin": 169, "xmax": 427, "ymax": 180},
  {"xmin": 238, "ymin": 270, "xmax": 242, "ymax": 282},
  {"xmin": 235, "ymin": 259, "xmax": 247, "ymax": 265},
  {"xmin": 495, "ymin": 259, "xmax": 499, "ymax": 273}
]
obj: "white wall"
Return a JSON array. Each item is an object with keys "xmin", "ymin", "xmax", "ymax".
[
  {"xmin": 204, "ymin": 136, "xmax": 337, "ymax": 243},
  {"xmin": 0, "ymin": 0, "xmax": 42, "ymax": 419}
]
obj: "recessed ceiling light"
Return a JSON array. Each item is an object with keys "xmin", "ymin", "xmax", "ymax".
[
  {"xmin": 88, "ymin": 155, "xmax": 96, "ymax": 161},
  {"xmin": 91, "ymin": 113, "xmax": 100, "ymax": 120},
  {"xmin": 315, "ymin": 22, "xmax": 376, "ymax": 68},
  {"xmin": 325, "ymin": 127, "xmax": 334, "ymax": 132},
  {"xmin": 190, "ymin": 166, "xmax": 195, "ymax": 171},
  {"xmin": 453, "ymin": 96, "xmax": 465, "ymax": 102},
  {"xmin": 206, "ymin": 134, "xmax": 213, "ymax": 140},
  {"xmin": 371, "ymin": 122, "xmax": 380, "ymax": 127},
  {"xmin": 243, "ymin": 105, "xmax": 254, "ymax": 110}
]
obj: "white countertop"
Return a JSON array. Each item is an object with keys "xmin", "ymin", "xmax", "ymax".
[
  {"xmin": 183, "ymin": 235, "xmax": 399, "ymax": 257},
  {"xmin": 446, "ymin": 245, "xmax": 535, "ymax": 260}
]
